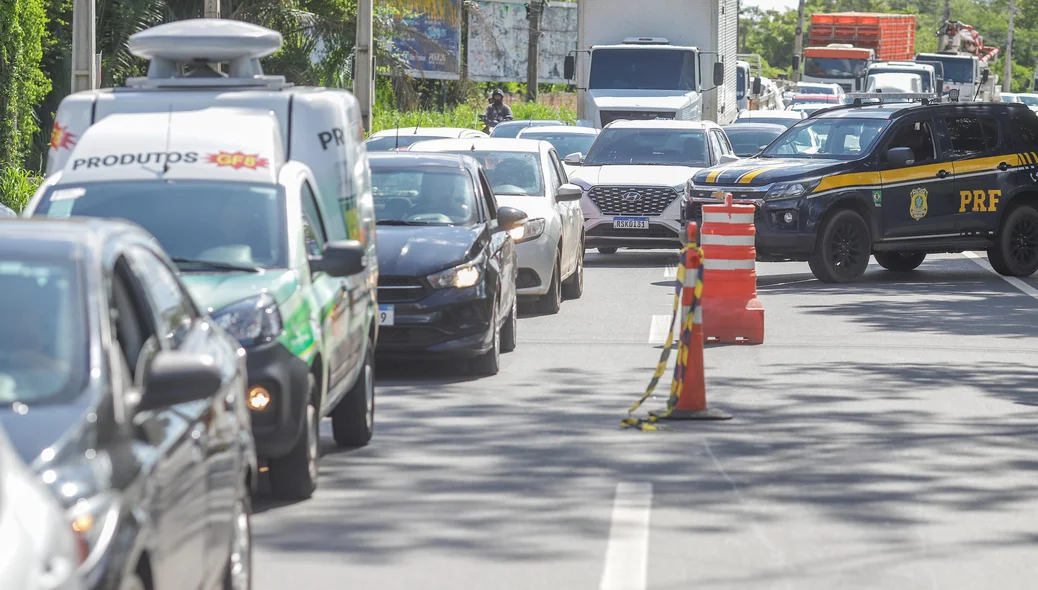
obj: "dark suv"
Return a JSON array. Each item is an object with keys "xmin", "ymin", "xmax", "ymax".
[{"xmin": 686, "ymin": 99, "xmax": 1038, "ymax": 282}]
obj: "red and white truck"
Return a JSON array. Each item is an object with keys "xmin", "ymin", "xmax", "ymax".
[{"xmin": 800, "ymin": 12, "xmax": 916, "ymax": 92}]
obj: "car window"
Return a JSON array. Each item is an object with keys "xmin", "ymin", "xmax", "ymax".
[
  {"xmin": 884, "ymin": 120, "xmax": 937, "ymax": 164},
  {"xmin": 979, "ymin": 118, "xmax": 1000, "ymax": 152},
  {"xmin": 546, "ymin": 151, "xmax": 564, "ymax": 192},
  {"xmin": 111, "ymin": 256, "xmax": 161, "ymax": 386},
  {"xmin": 764, "ymin": 118, "xmax": 888, "ymax": 159},
  {"xmin": 584, "ymin": 128, "xmax": 710, "ymax": 167},
  {"xmin": 713, "ymin": 130, "xmax": 734, "ymax": 155},
  {"xmin": 431, "ymin": 151, "xmax": 544, "ymax": 196},
  {"xmin": 944, "ymin": 116, "xmax": 986, "ymax": 158},
  {"xmin": 478, "ymin": 169, "xmax": 498, "ymax": 220},
  {"xmin": 125, "ymin": 246, "xmax": 197, "ymax": 350},
  {"xmin": 370, "ymin": 166, "xmax": 480, "ymax": 225},
  {"xmin": 519, "ymin": 132, "xmax": 597, "ymax": 159},
  {"xmin": 366, "ymin": 135, "xmax": 439, "ymax": 151},
  {"xmin": 707, "ymin": 132, "xmax": 723, "ymax": 162},
  {"xmin": 300, "ymin": 182, "xmax": 327, "ymax": 258},
  {"xmin": 1010, "ymin": 115, "xmax": 1038, "ymax": 150},
  {"xmin": 551, "ymin": 151, "xmax": 569, "ymax": 183}
]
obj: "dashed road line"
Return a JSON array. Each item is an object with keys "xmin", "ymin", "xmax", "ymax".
[
  {"xmin": 648, "ymin": 315, "xmax": 672, "ymax": 344},
  {"xmin": 599, "ymin": 482, "xmax": 653, "ymax": 590},
  {"xmin": 963, "ymin": 252, "xmax": 1038, "ymax": 301}
]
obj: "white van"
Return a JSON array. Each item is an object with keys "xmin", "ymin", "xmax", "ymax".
[{"xmin": 28, "ymin": 19, "xmax": 379, "ymax": 500}]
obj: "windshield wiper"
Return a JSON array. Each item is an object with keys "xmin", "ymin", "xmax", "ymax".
[
  {"xmin": 376, "ymin": 219, "xmax": 419, "ymax": 226},
  {"xmin": 171, "ymin": 257, "xmax": 261, "ymax": 272}
]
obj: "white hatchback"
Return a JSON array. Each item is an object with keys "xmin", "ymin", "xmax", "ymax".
[{"xmin": 409, "ymin": 138, "xmax": 586, "ymax": 314}]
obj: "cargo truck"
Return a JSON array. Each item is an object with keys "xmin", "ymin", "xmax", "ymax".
[
  {"xmin": 799, "ymin": 13, "xmax": 916, "ymax": 92},
  {"xmin": 915, "ymin": 20, "xmax": 1000, "ymax": 102},
  {"xmin": 563, "ymin": 0, "xmax": 738, "ymax": 128}
]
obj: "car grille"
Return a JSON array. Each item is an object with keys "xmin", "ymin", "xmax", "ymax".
[
  {"xmin": 377, "ymin": 276, "xmax": 427, "ymax": 303},
  {"xmin": 599, "ymin": 110, "xmax": 675, "ymax": 126},
  {"xmin": 588, "ymin": 186, "xmax": 679, "ymax": 216}
]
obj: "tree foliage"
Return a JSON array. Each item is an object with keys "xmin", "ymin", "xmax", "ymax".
[{"xmin": 1, "ymin": 0, "xmax": 51, "ymax": 167}]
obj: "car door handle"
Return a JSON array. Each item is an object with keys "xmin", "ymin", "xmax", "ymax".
[
  {"xmin": 998, "ymin": 161, "xmax": 1010, "ymax": 171},
  {"xmin": 936, "ymin": 169, "xmax": 950, "ymax": 179}
]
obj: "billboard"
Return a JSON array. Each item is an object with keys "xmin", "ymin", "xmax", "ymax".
[
  {"xmin": 466, "ymin": 0, "xmax": 578, "ymax": 84},
  {"xmin": 388, "ymin": 0, "xmax": 463, "ymax": 80}
]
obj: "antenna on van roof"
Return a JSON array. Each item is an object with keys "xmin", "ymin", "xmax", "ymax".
[
  {"xmin": 394, "ymin": 120, "xmax": 401, "ymax": 151},
  {"xmin": 162, "ymin": 105, "xmax": 174, "ymax": 174},
  {"xmin": 413, "ymin": 116, "xmax": 421, "ymax": 134}
]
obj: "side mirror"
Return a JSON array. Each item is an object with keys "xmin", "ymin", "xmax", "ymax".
[
  {"xmin": 713, "ymin": 62, "xmax": 725, "ymax": 86},
  {"xmin": 886, "ymin": 147, "xmax": 915, "ymax": 167},
  {"xmin": 718, "ymin": 154, "xmax": 740, "ymax": 164},
  {"xmin": 792, "ymin": 55, "xmax": 801, "ymax": 73},
  {"xmin": 309, "ymin": 240, "xmax": 365, "ymax": 277},
  {"xmin": 556, "ymin": 183, "xmax": 583, "ymax": 201},
  {"xmin": 137, "ymin": 351, "xmax": 223, "ymax": 412},
  {"xmin": 564, "ymin": 55, "xmax": 575, "ymax": 81},
  {"xmin": 752, "ymin": 77, "xmax": 762, "ymax": 95},
  {"xmin": 497, "ymin": 206, "xmax": 528, "ymax": 231},
  {"xmin": 758, "ymin": 144, "xmax": 769, "ymax": 152},
  {"xmin": 948, "ymin": 88, "xmax": 960, "ymax": 102},
  {"xmin": 564, "ymin": 152, "xmax": 584, "ymax": 165}
]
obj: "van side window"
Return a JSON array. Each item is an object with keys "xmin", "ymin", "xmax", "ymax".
[
  {"xmin": 478, "ymin": 169, "xmax": 498, "ymax": 219},
  {"xmin": 886, "ymin": 120, "xmax": 936, "ymax": 163},
  {"xmin": 301, "ymin": 182, "xmax": 327, "ymax": 258}
]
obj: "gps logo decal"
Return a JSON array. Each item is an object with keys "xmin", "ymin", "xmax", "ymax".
[
  {"xmin": 50, "ymin": 123, "xmax": 77, "ymax": 151},
  {"xmin": 909, "ymin": 187, "xmax": 928, "ymax": 220},
  {"xmin": 206, "ymin": 152, "xmax": 269, "ymax": 170}
]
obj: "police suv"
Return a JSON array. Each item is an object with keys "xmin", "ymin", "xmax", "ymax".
[
  {"xmin": 685, "ymin": 94, "xmax": 1038, "ymax": 282},
  {"xmin": 27, "ymin": 19, "xmax": 378, "ymax": 500}
]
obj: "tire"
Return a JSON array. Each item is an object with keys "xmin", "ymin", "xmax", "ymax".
[
  {"xmin": 500, "ymin": 295, "xmax": 517, "ymax": 353},
  {"xmin": 223, "ymin": 490, "xmax": 252, "ymax": 590},
  {"xmin": 597, "ymin": 247, "xmax": 618, "ymax": 254},
  {"xmin": 470, "ymin": 303, "xmax": 501, "ymax": 376},
  {"xmin": 808, "ymin": 209, "xmax": 872, "ymax": 283},
  {"xmin": 119, "ymin": 573, "xmax": 147, "ymax": 590},
  {"xmin": 561, "ymin": 237, "xmax": 585, "ymax": 300},
  {"xmin": 990, "ymin": 205, "xmax": 1038, "ymax": 277},
  {"xmin": 536, "ymin": 255, "xmax": 563, "ymax": 314},
  {"xmin": 332, "ymin": 342, "xmax": 375, "ymax": 447},
  {"xmin": 268, "ymin": 374, "xmax": 319, "ymax": 500},
  {"xmin": 873, "ymin": 251, "xmax": 926, "ymax": 272}
]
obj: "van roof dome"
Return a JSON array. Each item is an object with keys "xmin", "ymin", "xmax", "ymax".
[{"xmin": 125, "ymin": 19, "xmax": 288, "ymax": 88}]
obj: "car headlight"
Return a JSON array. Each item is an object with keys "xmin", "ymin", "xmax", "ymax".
[
  {"xmin": 427, "ymin": 256, "xmax": 484, "ymax": 289},
  {"xmin": 40, "ymin": 456, "xmax": 119, "ymax": 569},
  {"xmin": 765, "ymin": 178, "xmax": 821, "ymax": 200},
  {"xmin": 211, "ymin": 293, "xmax": 283, "ymax": 347},
  {"xmin": 508, "ymin": 218, "xmax": 546, "ymax": 243}
]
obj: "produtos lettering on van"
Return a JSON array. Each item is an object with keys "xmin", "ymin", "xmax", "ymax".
[{"xmin": 72, "ymin": 151, "xmax": 199, "ymax": 170}]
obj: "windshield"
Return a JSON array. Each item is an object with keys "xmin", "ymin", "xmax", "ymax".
[
  {"xmin": 34, "ymin": 181, "xmax": 288, "ymax": 270},
  {"xmin": 763, "ymin": 118, "xmax": 888, "ymax": 160},
  {"xmin": 736, "ymin": 117, "xmax": 799, "ymax": 129},
  {"xmin": 917, "ymin": 56, "xmax": 973, "ymax": 83},
  {"xmin": 370, "ymin": 167, "xmax": 479, "ymax": 225},
  {"xmin": 1017, "ymin": 95, "xmax": 1038, "ymax": 106},
  {"xmin": 869, "ymin": 69, "xmax": 932, "ymax": 92},
  {"xmin": 804, "ymin": 57, "xmax": 868, "ymax": 79},
  {"xmin": 367, "ymin": 135, "xmax": 444, "ymax": 151},
  {"xmin": 584, "ymin": 128, "xmax": 710, "ymax": 167},
  {"xmin": 427, "ymin": 151, "xmax": 543, "ymax": 196},
  {"xmin": 798, "ymin": 84, "xmax": 836, "ymax": 95},
  {"xmin": 589, "ymin": 48, "xmax": 697, "ymax": 91},
  {"xmin": 0, "ymin": 253, "xmax": 87, "ymax": 406},
  {"xmin": 724, "ymin": 127, "xmax": 785, "ymax": 156},
  {"xmin": 519, "ymin": 132, "xmax": 597, "ymax": 158}
]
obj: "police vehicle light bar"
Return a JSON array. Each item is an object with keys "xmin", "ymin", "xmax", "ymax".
[{"xmin": 125, "ymin": 19, "xmax": 288, "ymax": 89}]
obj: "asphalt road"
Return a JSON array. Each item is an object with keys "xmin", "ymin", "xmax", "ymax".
[{"xmin": 252, "ymin": 250, "xmax": 1038, "ymax": 590}]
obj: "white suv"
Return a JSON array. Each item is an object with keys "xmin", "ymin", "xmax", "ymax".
[{"xmin": 566, "ymin": 119, "xmax": 739, "ymax": 253}]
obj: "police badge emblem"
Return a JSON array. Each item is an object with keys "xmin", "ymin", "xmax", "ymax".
[{"xmin": 909, "ymin": 187, "xmax": 928, "ymax": 220}]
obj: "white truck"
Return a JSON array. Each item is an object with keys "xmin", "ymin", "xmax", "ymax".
[
  {"xmin": 563, "ymin": 0, "xmax": 738, "ymax": 128},
  {"xmin": 864, "ymin": 61, "xmax": 937, "ymax": 96}
]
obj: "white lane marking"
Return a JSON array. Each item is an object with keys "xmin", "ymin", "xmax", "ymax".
[
  {"xmin": 600, "ymin": 482, "xmax": 653, "ymax": 590},
  {"xmin": 963, "ymin": 251, "xmax": 1038, "ymax": 300},
  {"xmin": 648, "ymin": 314, "xmax": 672, "ymax": 344},
  {"xmin": 663, "ymin": 265, "xmax": 677, "ymax": 279}
]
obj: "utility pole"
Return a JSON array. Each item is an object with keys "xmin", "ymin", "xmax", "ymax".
[
  {"xmin": 1004, "ymin": 0, "xmax": 1016, "ymax": 93},
  {"xmin": 792, "ymin": 0, "xmax": 806, "ymax": 82},
  {"xmin": 526, "ymin": 0, "xmax": 544, "ymax": 103},
  {"xmin": 71, "ymin": 0, "xmax": 97, "ymax": 92},
  {"xmin": 204, "ymin": 0, "xmax": 220, "ymax": 18},
  {"xmin": 941, "ymin": 0, "xmax": 951, "ymax": 25},
  {"xmin": 354, "ymin": 0, "xmax": 374, "ymax": 132}
]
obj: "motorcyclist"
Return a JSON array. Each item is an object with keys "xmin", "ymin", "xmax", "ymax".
[{"xmin": 482, "ymin": 89, "xmax": 514, "ymax": 128}]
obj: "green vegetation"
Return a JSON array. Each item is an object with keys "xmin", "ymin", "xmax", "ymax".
[
  {"xmin": 372, "ymin": 100, "xmax": 576, "ymax": 134},
  {"xmin": 0, "ymin": 165, "xmax": 41, "ymax": 213},
  {"xmin": 740, "ymin": 0, "xmax": 1038, "ymax": 92},
  {"xmin": 1, "ymin": 0, "xmax": 51, "ymax": 167}
]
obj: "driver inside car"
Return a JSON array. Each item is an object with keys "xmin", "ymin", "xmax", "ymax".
[{"xmin": 419, "ymin": 172, "xmax": 472, "ymax": 223}]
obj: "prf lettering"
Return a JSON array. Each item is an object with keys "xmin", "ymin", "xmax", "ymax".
[{"xmin": 959, "ymin": 189, "xmax": 1001, "ymax": 212}]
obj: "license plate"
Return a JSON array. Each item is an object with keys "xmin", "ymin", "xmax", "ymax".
[
  {"xmin": 378, "ymin": 305, "xmax": 394, "ymax": 326},
  {"xmin": 613, "ymin": 217, "xmax": 649, "ymax": 229}
]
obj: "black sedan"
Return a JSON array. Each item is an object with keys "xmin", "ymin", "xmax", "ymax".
[
  {"xmin": 369, "ymin": 152, "xmax": 527, "ymax": 375},
  {"xmin": 721, "ymin": 123, "xmax": 788, "ymax": 157},
  {"xmin": 0, "ymin": 218, "xmax": 256, "ymax": 590}
]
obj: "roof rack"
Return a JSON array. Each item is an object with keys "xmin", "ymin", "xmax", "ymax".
[{"xmin": 124, "ymin": 19, "xmax": 290, "ymax": 90}]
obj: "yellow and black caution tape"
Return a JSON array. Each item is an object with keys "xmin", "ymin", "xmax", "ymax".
[{"xmin": 621, "ymin": 247, "xmax": 706, "ymax": 431}]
